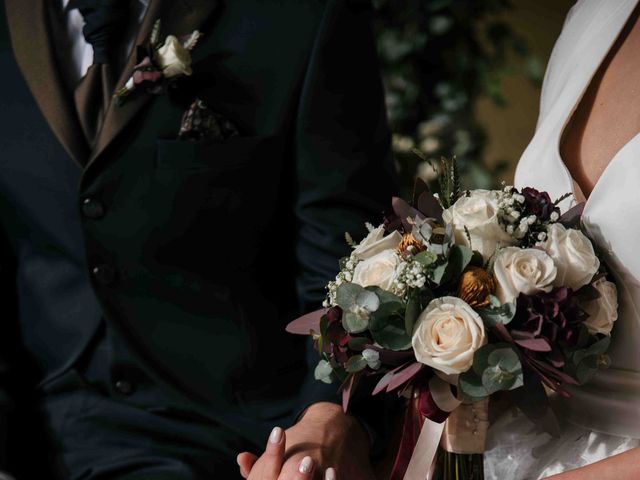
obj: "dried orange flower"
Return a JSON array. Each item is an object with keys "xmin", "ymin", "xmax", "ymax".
[
  {"xmin": 458, "ymin": 266, "xmax": 496, "ymax": 309},
  {"xmin": 397, "ymin": 233, "xmax": 426, "ymax": 255}
]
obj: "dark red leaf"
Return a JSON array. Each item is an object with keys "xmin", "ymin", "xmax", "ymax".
[
  {"xmin": 386, "ymin": 362, "xmax": 424, "ymax": 393},
  {"xmin": 514, "ymin": 338, "xmax": 552, "ymax": 352},
  {"xmin": 286, "ymin": 308, "xmax": 328, "ymax": 335},
  {"xmin": 392, "ymin": 197, "xmax": 425, "ymax": 232},
  {"xmin": 372, "ymin": 362, "xmax": 412, "ymax": 395},
  {"xmin": 417, "ymin": 191, "xmax": 443, "ymax": 223},
  {"xmin": 340, "ymin": 373, "xmax": 360, "ymax": 413}
]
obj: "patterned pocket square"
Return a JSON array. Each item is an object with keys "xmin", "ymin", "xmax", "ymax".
[{"xmin": 178, "ymin": 99, "xmax": 240, "ymax": 141}]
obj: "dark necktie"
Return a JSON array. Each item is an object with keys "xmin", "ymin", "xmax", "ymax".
[{"xmin": 69, "ymin": 0, "xmax": 130, "ymax": 149}]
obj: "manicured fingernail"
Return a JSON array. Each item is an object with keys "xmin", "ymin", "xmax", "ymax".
[
  {"xmin": 299, "ymin": 456, "xmax": 314, "ymax": 474},
  {"xmin": 269, "ymin": 426, "xmax": 283, "ymax": 444},
  {"xmin": 325, "ymin": 467, "xmax": 336, "ymax": 480}
]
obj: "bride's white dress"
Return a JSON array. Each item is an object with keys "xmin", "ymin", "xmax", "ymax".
[{"xmin": 484, "ymin": 0, "xmax": 640, "ymax": 478}]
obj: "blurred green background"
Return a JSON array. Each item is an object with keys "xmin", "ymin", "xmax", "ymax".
[{"xmin": 373, "ymin": 0, "xmax": 574, "ymax": 196}]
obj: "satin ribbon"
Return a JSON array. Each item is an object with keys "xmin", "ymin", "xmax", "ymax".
[{"xmin": 396, "ymin": 376, "xmax": 489, "ymax": 480}]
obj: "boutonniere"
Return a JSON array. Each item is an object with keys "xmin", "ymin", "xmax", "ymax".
[{"xmin": 114, "ymin": 20, "xmax": 203, "ymax": 105}]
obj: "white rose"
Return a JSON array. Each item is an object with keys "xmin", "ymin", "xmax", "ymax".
[
  {"xmin": 412, "ymin": 296, "xmax": 486, "ymax": 375},
  {"xmin": 494, "ymin": 247, "xmax": 557, "ymax": 303},
  {"xmin": 582, "ymin": 278, "xmax": 618, "ymax": 336},
  {"xmin": 543, "ymin": 223, "xmax": 600, "ymax": 291},
  {"xmin": 353, "ymin": 226, "xmax": 403, "ymax": 260},
  {"xmin": 156, "ymin": 35, "xmax": 193, "ymax": 78},
  {"xmin": 351, "ymin": 249, "xmax": 399, "ymax": 291},
  {"xmin": 442, "ymin": 190, "xmax": 515, "ymax": 261}
]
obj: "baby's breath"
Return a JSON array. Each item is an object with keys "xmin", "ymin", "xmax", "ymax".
[{"xmin": 324, "ymin": 253, "xmax": 360, "ymax": 307}]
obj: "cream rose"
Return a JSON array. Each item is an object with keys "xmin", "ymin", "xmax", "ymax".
[
  {"xmin": 353, "ymin": 226, "xmax": 403, "ymax": 260},
  {"xmin": 493, "ymin": 247, "xmax": 557, "ymax": 303},
  {"xmin": 156, "ymin": 35, "xmax": 193, "ymax": 78},
  {"xmin": 582, "ymin": 278, "xmax": 618, "ymax": 336},
  {"xmin": 412, "ymin": 296, "xmax": 486, "ymax": 374},
  {"xmin": 442, "ymin": 190, "xmax": 515, "ymax": 261},
  {"xmin": 543, "ymin": 223, "xmax": 600, "ymax": 291},
  {"xmin": 351, "ymin": 249, "xmax": 399, "ymax": 291}
]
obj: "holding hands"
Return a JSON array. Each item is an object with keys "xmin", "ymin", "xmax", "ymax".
[{"xmin": 236, "ymin": 402, "xmax": 376, "ymax": 480}]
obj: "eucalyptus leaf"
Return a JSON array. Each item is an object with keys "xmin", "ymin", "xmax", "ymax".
[
  {"xmin": 355, "ymin": 290, "xmax": 380, "ymax": 313},
  {"xmin": 480, "ymin": 346, "xmax": 524, "ymax": 394},
  {"xmin": 314, "ymin": 359, "xmax": 335, "ymax": 384},
  {"xmin": 428, "ymin": 261, "xmax": 448, "ymax": 285},
  {"xmin": 458, "ymin": 369, "xmax": 489, "ymax": 400},
  {"xmin": 342, "ymin": 312, "xmax": 369, "ymax": 334},
  {"xmin": 412, "ymin": 220, "xmax": 433, "ymax": 244},
  {"xmin": 404, "ymin": 290, "xmax": 421, "ymax": 335},
  {"xmin": 442, "ymin": 244, "xmax": 473, "ymax": 283},
  {"xmin": 348, "ymin": 337, "xmax": 371, "ymax": 351},
  {"xmin": 478, "ymin": 301, "xmax": 516, "ymax": 327},
  {"xmin": 414, "ymin": 250, "xmax": 438, "ymax": 268},
  {"xmin": 366, "ymin": 286, "xmax": 404, "ymax": 306},
  {"xmin": 370, "ymin": 313, "xmax": 413, "ymax": 351},
  {"xmin": 336, "ymin": 283, "xmax": 363, "ymax": 311},
  {"xmin": 345, "ymin": 355, "xmax": 368, "ymax": 373}
]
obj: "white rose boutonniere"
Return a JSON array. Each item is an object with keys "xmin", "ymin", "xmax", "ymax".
[
  {"xmin": 156, "ymin": 35, "xmax": 194, "ymax": 78},
  {"xmin": 582, "ymin": 278, "xmax": 618, "ymax": 336},
  {"xmin": 442, "ymin": 190, "xmax": 515, "ymax": 262},
  {"xmin": 493, "ymin": 247, "xmax": 557, "ymax": 303},
  {"xmin": 543, "ymin": 223, "xmax": 600, "ymax": 291},
  {"xmin": 115, "ymin": 20, "xmax": 203, "ymax": 104},
  {"xmin": 351, "ymin": 249, "xmax": 400, "ymax": 291},
  {"xmin": 412, "ymin": 296, "xmax": 486, "ymax": 375}
]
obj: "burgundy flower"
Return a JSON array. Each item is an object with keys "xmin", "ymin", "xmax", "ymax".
[
  {"xmin": 521, "ymin": 187, "xmax": 559, "ymax": 221},
  {"xmin": 510, "ymin": 287, "xmax": 587, "ymax": 355}
]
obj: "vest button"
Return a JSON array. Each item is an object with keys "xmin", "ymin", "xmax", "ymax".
[
  {"xmin": 92, "ymin": 264, "xmax": 116, "ymax": 285},
  {"xmin": 114, "ymin": 379, "xmax": 135, "ymax": 396},
  {"xmin": 81, "ymin": 197, "xmax": 105, "ymax": 219}
]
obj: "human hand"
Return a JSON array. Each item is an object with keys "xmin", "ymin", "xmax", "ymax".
[{"xmin": 236, "ymin": 402, "xmax": 376, "ymax": 480}]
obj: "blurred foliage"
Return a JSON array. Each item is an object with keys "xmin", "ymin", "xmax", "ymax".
[{"xmin": 372, "ymin": 0, "xmax": 544, "ymax": 197}]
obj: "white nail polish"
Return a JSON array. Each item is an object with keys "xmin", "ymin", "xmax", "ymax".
[
  {"xmin": 299, "ymin": 456, "xmax": 314, "ymax": 474},
  {"xmin": 269, "ymin": 427, "xmax": 283, "ymax": 444},
  {"xmin": 325, "ymin": 467, "xmax": 337, "ymax": 480}
]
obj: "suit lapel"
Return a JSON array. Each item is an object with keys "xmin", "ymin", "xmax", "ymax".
[
  {"xmin": 5, "ymin": 0, "xmax": 90, "ymax": 166},
  {"xmin": 88, "ymin": 0, "xmax": 221, "ymax": 168}
]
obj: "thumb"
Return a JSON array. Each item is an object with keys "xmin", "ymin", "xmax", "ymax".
[{"xmin": 237, "ymin": 452, "xmax": 259, "ymax": 478}]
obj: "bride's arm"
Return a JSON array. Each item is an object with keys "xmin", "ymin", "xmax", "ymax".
[{"xmin": 546, "ymin": 448, "xmax": 640, "ymax": 479}]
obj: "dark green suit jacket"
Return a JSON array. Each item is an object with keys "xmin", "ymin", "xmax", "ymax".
[{"xmin": 0, "ymin": 0, "xmax": 396, "ymax": 473}]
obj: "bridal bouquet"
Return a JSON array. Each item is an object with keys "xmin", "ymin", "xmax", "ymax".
[{"xmin": 287, "ymin": 159, "xmax": 616, "ymax": 480}]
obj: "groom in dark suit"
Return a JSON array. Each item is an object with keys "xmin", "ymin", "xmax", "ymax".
[{"xmin": 0, "ymin": 0, "xmax": 396, "ymax": 478}]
